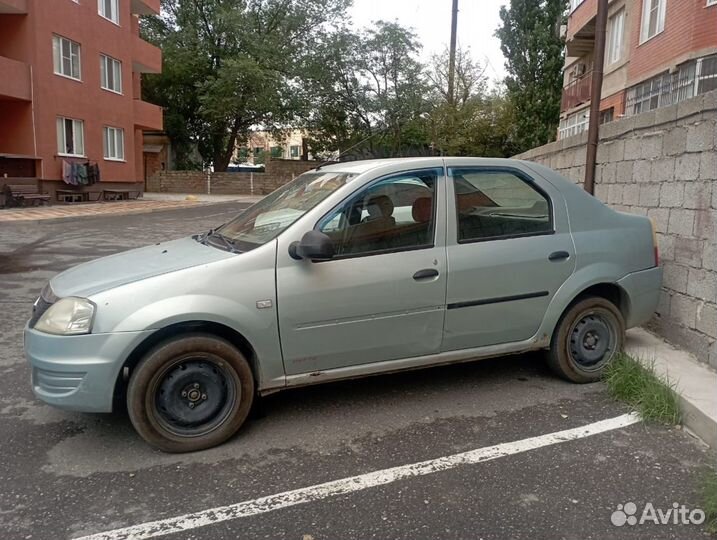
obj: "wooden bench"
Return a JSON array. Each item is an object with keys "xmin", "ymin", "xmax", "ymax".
[{"xmin": 1, "ymin": 184, "xmax": 50, "ymax": 207}]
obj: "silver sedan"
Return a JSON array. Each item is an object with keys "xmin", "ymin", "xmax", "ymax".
[{"xmin": 24, "ymin": 157, "xmax": 662, "ymax": 452}]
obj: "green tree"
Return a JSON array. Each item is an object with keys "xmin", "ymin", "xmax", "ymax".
[
  {"xmin": 495, "ymin": 0, "xmax": 566, "ymax": 153},
  {"xmin": 301, "ymin": 21, "xmax": 430, "ymax": 159},
  {"xmin": 142, "ymin": 0, "xmax": 349, "ymax": 171},
  {"xmin": 423, "ymin": 47, "xmax": 518, "ymax": 157}
]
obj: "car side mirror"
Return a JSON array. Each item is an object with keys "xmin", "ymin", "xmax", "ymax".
[{"xmin": 288, "ymin": 230, "xmax": 335, "ymax": 261}]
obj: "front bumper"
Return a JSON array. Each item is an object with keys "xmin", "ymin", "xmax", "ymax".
[
  {"xmin": 617, "ymin": 265, "xmax": 664, "ymax": 328},
  {"xmin": 24, "ymin": 325, "xmax": 154, "ymax": 413}
]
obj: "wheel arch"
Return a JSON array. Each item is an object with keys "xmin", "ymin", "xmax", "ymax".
[
  {"xmin": 543, "ymin": 279, "xmax": 631, "ymax": 348},
  {"xmin": 112, "ymin": 320, "xmax": 260, "ymax": 411},
  {"xmin": 569, "ymin": 282, "xmax": 630, "ymax": 320}
]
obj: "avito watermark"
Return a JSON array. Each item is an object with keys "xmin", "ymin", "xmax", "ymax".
[{"xmin": 611, "ymin": 501, "xmax": 706, "ymax": 527}]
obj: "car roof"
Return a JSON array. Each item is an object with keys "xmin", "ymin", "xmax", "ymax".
[{"xmin": 316, "ymin": 157, "xmax": 525, "ymax": 175}]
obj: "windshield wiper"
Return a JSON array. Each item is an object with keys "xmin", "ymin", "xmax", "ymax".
[
  {"xmin": 196, "ymin": 228, "xmax": 214, "ymax": 244},
  {"xmin": 208, "ymin": 231, "xmax": 242, "ymax": 253},
  {"xmin": 197, "ymin": 229, "xmax": 241, "ymax": 253}
]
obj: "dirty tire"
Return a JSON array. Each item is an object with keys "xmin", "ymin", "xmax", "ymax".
[
  {"xmin": 127, "ymin": 334, "xmax": 254, "ymax": 453},
  {"xmin": 547, "ymin": 296, "xmax": 625, "ymax": 383}
]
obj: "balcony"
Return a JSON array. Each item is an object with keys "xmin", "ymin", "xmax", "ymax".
[
  {"xmin": 132, "ymin": 35, "xmax": 162, "ymax": 74},
  {"xmin": 566, "ymin": 0, "xmax": 596, "ymax": 57},
  {"xmin": 130, "ymin": 0, "xmax": 159, "ymax": 15},
  {"xmin": 134, "ymin": 99, "xmax": 163, "ymax": 130},
  {"xmin": 0, "ymin": 56, "xmax": 31, "ymax": 101},
  {"xmin": 0, "ymin": 0, "xmax": 26, "ymax": 13},
  {"xmin": 561, "ymin": 71, "xmax": 593, "ymax": 112}
]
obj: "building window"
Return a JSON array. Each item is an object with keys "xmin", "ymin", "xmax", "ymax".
[
  {"xmin": 600, "ymin": 108, "xmax": 615, "ymax": 124},
  {"xmin": 103, "ymin": 126, "xmax": 125, "ymax": 161},
  {"xmin": 606, "ymin": 9, "xmax": 625, "ymax": 65},
  {"xmin": 99, "ymin": 54, "xmax": 122, "ymax": 94},
  {"xmin": 56, "ymin": 117, "xmax": 85, "ymax": 156},
  {"xmin": 569, "ymin": 0, "xmax": 585, "ymax": 13},
  {"xmin": 640, "ymin": 0, "xmax": 667, "ymax": 43},
  {"xmin": 626, "ymin": 73, "xmax": 667, "ymax": 114},
  {"xmin": 98, "ymin": 0, "xmax": 119, "ymax": 24},
  {"xmin": 52, "ymin": 35, "xmax": 81, "ymax": 80},
  {"xmin": 625, "ymin": 55, "xmax": 717, "ymax": 116},
  {"xmin": 290, "ymin": 145, "xmax": 300, "ymax": 158},
  {"xmin": 270, "ymin": 146, "xmax": 283, "ymax": 158},
  {"xmin": 558, "ymin": 109, "xmax": 589, "ymax": 140},
  {"xmin": 697, "ymin": 54, "xmax": 717, "ymax": 94}
]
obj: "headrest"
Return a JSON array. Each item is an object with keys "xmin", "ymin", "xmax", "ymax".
[
  {"xmin": 412, "ymin": 197, "xmax": 432, "ymax": 223},
  {"xmin": 367, "ymin": 194, "xmax": 394, "ymax": 217}
]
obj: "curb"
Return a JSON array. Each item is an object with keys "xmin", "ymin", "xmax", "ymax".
[
  {"xmin": 0, "ymin": 199, "xmax": 250, "ymax": 225},
  {"xmin": 625, "ymin": 328, "xmax": 717, "ymax": 448}
]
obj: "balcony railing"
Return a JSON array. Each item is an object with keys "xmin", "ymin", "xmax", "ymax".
[
  {"xmin": 132, "ymin": 35, "xmax": 162, "ymax": 74},
  {"xmin": 134, "ymin": 99, "xmax": 163, "ymax": 131},
  {"xmin": 0, "ymin": 55, "xmax": 31, "ymax": 101},
  {"xmin": 130, "ymin": 0, "xmax": 159, "ymax": 15},
  {"xmin": 0, "ymin": 0, "xmax": 27, "ymax": 14},
  {"xmin": 561, "ymin": 71, "xmax": 593, "ymax": 112}
]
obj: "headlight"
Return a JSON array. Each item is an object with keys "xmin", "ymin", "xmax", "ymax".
[{"xmin": 34, "ymin": 297, "xmax": 96, "ymax": 335}]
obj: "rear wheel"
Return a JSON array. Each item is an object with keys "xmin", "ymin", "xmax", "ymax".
[
  {"xmin": 547, "ymin": 296, "xmax": 625, "ymax": 383},
  {"xmin": 127, "ymin": 334, "xmax": 254, "ymax": 452}
]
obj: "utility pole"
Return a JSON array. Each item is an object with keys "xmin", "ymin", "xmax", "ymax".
[
  {"xmin": 447, "ymin": 0, "xmax": 459, "ymax": 105},
  {"xmin": 584, "ymin": 0, "xmax": 608, "ymax": 195}
]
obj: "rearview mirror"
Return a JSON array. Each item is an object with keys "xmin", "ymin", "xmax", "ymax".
[{"xmin": 288, "ymin": 230, "xmax": 334, "ymax": 261}]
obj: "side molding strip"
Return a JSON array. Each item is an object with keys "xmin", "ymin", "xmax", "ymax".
[{"xmin": 447, "ymin": 290, "xmax": 549, "ymax": 310}]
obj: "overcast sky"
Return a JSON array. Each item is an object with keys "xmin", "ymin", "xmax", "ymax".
[{"xmin": 349, "ymin": 0, "xmax": 508, "ymax": 84}]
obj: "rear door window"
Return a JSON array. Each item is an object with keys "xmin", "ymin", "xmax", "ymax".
[{"xmin": 451, "ymin": 168, "xmax": 552, "ymax": 242}]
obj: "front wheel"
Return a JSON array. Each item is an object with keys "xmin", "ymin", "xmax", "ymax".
[
  {"xmin": 547, "ymin": 296, "xmax": 625, "ymax": 383},
  {"xmin": 127, "ymin": 334, "xmax": 254, "ymax": 452}
]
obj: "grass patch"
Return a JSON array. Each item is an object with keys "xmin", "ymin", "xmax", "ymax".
[
  {"xmin": 602, "ymin": 353, "xmax": 682, "ymax": 425},
  {"xmin": 702, "ymin": 468, "xmax": 717, "ymax": 534}
]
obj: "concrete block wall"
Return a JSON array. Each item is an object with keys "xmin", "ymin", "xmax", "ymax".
[
  {"xmin": 146, "ymin": 159, "xmax": 321, "ymax": 196},
  {"xmin": 515, "ymin": 90, "xmax": 717, "ymax": 367}
]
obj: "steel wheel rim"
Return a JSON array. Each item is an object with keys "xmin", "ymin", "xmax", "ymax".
[
  {"xmin": 568, "ymin": 310, "xmax": 618, "ymax": 372},
  {"xmin": 149, "ymin": 354, "xmax": 238, "ymax": 438}
]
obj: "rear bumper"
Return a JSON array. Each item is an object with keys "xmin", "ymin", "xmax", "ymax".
[
  {"xmin": 617, "ymin": 266, "xmax": 663, "ymax": 329},
  {"xmin": 24, "ymin": 325, "xmax": 153, "ymax": 413}
]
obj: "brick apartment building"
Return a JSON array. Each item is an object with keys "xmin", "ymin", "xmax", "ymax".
[
  {"xmin": 559, "ymin": 0, "xmax": 717, "ymax": 139},
  {"xmin": 0, "ymin": 0, "xmax": 162, "ymax": 201}
]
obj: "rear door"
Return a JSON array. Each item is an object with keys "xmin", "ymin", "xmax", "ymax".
[{"xmin": 442, "ymin": 164, "xmax": 576, "ymax": 351}]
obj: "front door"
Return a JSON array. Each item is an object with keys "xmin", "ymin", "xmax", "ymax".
[
  {"xmin": 442, "ymin": 165, "xmax": 576, "ymax": 351},
  {"xmin": 276, "ymin": 168, "xmax": 447, "ymax": 375}
]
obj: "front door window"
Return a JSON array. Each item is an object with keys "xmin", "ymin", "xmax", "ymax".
[{"xmin": 319, "ymin": 168, "xmax": 440, "ymax": 257}]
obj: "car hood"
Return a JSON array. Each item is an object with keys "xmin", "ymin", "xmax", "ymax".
[{"xmin": 50, "ymin": 237, "xmax": 235, "ymax": 298}]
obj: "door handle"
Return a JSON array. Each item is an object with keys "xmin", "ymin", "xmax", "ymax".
[
  {"xmin": 548, "ymin": 251, "xmax": 570, "ymax": 262},
  {"xmin": 413, "ymin": 268, "xmax": 439, "ymax": 280}
]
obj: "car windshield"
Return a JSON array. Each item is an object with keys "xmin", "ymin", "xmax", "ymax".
[{"xmin": 216, "ymin": 170, "xmax": 356, "ymax": 251}]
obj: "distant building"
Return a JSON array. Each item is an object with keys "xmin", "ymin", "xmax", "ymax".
[
  {"xmin": 559, "ymin": 0, "xmax": 717, "ymax": 139},
  {"xmin": 0, "ymin": 0, "xmax": 163, "ymax": 199},
  {"xmin": 234, "ymin": 130, "xmax": 309, "ymax": 164}
]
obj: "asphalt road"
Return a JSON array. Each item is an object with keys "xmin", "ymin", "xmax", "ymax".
[{"xmin": 0, "ymin": 202, "xmax": 714, "ymax": 540}]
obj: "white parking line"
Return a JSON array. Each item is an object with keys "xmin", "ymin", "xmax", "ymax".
[{"xmin": 75, "ymin": 412, "xmax": 640, "ymax": 540}]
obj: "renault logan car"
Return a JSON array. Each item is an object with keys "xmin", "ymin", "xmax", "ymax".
[{"xmin": 25, "ymin": 157, "xmax": 662, "ymax": 452}]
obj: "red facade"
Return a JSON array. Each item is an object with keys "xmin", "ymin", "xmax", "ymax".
[{"xmin": 0, "ymin": 0, "xmax": 162, "ymax": 193}]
